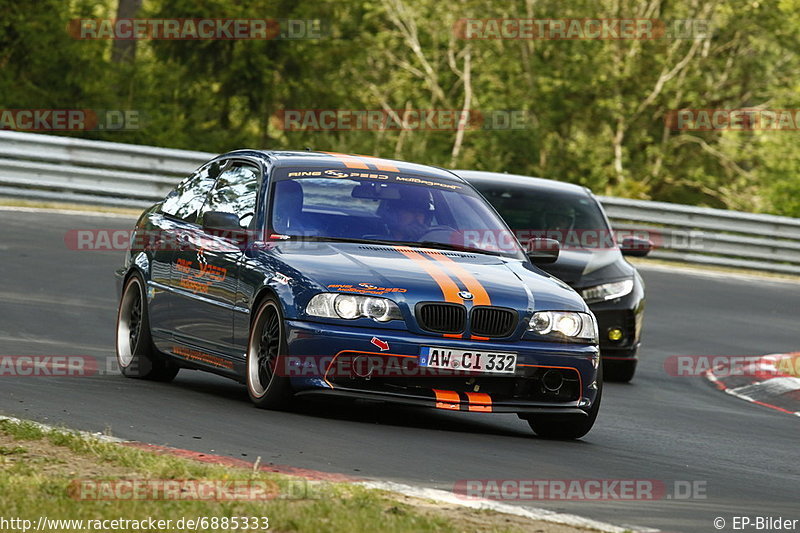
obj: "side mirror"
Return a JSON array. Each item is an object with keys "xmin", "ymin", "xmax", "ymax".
[
  {"xmin": 619, "ymin": 236, "xmax": 653, "ymax": 257},
  {"xmin": 208, "ymin": 160, "xmax": 223, "ymax": 179},
  {"xmin": 526, "ymin": 238, "xmax": 560, "ymax": 264},
  {"xmin": 203, "ymin": 211, "xmax": 242, "ymax": 231}
]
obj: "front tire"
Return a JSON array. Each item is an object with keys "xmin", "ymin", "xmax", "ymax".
[
  {"xmin": 116, "ymin": 274, "xmax": 179, "ymax": 382},
  {"xmin": 246, "ymin": 297, "xmax": 293, "ymax": 409},
  {"xmin": 524, "ymin": 365, "xmax": 602, "ymax": 440}
]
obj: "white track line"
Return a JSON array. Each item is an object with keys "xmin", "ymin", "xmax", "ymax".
[
  {"xmin": 358, "ymin": 480, "xmax": 657, "ymax": 533},
  {"xmin": 0, "ymin": 415, "xmax": 126, "ymax": 443},
  {"xmin": 636, "ymin": 262, "xmax": 800, "ymax": 285}
]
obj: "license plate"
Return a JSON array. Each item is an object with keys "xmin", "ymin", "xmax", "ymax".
[{"xmin": 419, "ymin": 347, "xmax": 517, "ymax": 374}]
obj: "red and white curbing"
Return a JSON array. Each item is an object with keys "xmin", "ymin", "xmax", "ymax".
[{"xmin": 704, "ymin": 352, "xmax": 800, "ymax": 417}]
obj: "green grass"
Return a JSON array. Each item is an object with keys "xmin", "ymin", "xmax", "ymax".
[{"xmin": 0, "ymin": 419, "xmax": 532, "ymax": 533}]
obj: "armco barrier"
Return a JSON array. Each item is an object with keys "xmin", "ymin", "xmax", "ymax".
[{"xmin": 1, "ymin": 130, "xmax": 799, "ymax": 274}]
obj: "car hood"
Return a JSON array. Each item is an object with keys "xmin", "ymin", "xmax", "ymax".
[
  {"xmin": 538, "ymin": 248, "xmax": 634, "ymax": 288},
  {"xmin": 270, "ymin": 242, "xmax": 586, "ymax": 312}
]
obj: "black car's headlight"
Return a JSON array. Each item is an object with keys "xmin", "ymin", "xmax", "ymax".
[
  {"xmin": 528, "ymin": 311, "xmax": 598, "ymax": 342},
  {"xmin": 580, "ymin": 279, "xmax": 634, "ymax": 304},
  {"xmin": 306, "ymin": 293, "xmax": 403, "ymax": 322}
]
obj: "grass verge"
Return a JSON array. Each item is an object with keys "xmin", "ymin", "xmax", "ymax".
[{"xmin": 0, "ymin": 418, "xmax": 597, "ymax": 533}]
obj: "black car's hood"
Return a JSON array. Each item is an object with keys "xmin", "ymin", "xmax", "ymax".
[{"xmin": 538, "ymin": 249, "xmax": 635, "ymax": 288}]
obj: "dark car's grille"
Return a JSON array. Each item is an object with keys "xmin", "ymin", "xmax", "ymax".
[
  {"xmin": 470, "ymin": 307, "xmax": 518, "ymax": 337},
  {"xmin": 416, "ymin": 303, "xmax": 466, "ymax": 334}
]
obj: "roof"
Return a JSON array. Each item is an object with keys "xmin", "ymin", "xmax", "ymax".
[
  {"xmin": 454, "ymin": 170, "xmax": 591, "ymax": 197},
  {"xmin": 223, "ymin": 150, "xmax": 464, "ymax": 183}
]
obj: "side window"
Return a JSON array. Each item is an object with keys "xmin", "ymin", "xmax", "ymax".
[
  {"xmin": 161, "ymin": 161, "xmax": 223, "ymax": 223},
  {"xmin": 199, "ymin": 162, "xmax": 260, "ymax": 228}
]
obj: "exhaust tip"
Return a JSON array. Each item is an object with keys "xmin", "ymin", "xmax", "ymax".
[
  {"xmin": 542, "ymin": 369, "xmax": 564, "ymax": 392},
  {"xmin": 352, "ymin": 356, "xmax": 373, "ymax": 378}
]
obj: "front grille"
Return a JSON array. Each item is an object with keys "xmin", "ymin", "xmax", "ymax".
[
  {"xmin": 470, "ymin": 306, "xmax": 517, "ymax": 337},
  {"xmin": 416, "ymin": 303, "xmax": 466, "ymax": 334}
]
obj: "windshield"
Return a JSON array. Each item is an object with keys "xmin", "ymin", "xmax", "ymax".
[
  {"xmin": 269, "ymin": 168, "xmax": 525, "ymax": 259},
  {"xmin": 472, "ymin": 182, "xmax": 613, "ymax": 250}
]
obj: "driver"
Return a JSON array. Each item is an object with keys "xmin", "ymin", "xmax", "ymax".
[
  {"xmin": 377, "ymin": 186, "xmax": 434, "ymax": 241},
  {"xmin": 541, "ymin": 204, "xmax": 576, "ymax": 245},
  {"xmin": 543, "ymin": 207, "xmax": 575, "ymax": 232}
]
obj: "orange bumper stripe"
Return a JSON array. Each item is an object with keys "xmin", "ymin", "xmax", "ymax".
[
  {"xmin": 465, "ymin": 392, "xmax": 492, "ymax": 412},
  {"xmin": 433, "ymin": 389, "xmax": 460, "ymax": 410},
  {"xmin": 430, "ymin": 254, "xmax": 491, "ymax": 306}
]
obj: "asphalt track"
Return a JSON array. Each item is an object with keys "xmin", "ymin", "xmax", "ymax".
[{"xmin": 1, "ymin": 208, "xmax": 798, "ymax": 533}]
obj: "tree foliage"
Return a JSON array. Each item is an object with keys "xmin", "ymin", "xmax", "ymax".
[{"xmin": 1, "ymin": 0, "xmax": 799, "ymax": 216}]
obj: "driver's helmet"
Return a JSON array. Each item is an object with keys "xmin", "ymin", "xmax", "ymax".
[{"xmin": 376, "ymin": 185, "xmax": 434, "ymax": 240}]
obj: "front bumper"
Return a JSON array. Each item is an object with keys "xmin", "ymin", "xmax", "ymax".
[
  {"xmin": 587, "ymin": 291, "xmax": 644, "ymax": 357},
  {"xmin": 284, "ymin": 320, "xmax": 600, "ymax": 415}
]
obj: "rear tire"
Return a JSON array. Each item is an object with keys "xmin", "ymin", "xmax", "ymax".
[
  {"xmin": 116, "ymin": 274, "xmax": 179, "ymax": 382},
  {"xmin": 246, "ymin": 297, "xmax": 293, "ymax": 409},
  {"xmin": 603, "ymin": 358, "xmax": 637, "ymax": 383},
  {"xmin": 525, "ymin": 365, "xmax": 602, "ymax": 439}
]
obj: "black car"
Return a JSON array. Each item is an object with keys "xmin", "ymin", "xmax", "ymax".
[{"xmin": 458, "ymin": 171, "xmax": 651, "ymax": 382}]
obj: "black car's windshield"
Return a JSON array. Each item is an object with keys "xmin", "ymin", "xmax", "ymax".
[
  {"xmin": 472, "ymin": 182, "xmax": 613, "ymax": 250},
  {"xmin": 269, "ymin": 169, "xmax": 525, "ymax": 259}
]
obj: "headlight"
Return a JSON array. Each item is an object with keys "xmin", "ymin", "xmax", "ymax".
[
  {"xmin": 528, "ymin": 311, "xmax": 597, "ymax": 342},
  {"xmin": 580, "ymin": 279, "xmax": 634, "ymax": 304},
  {"xmin": 306, "ymin": 293, "xmax": 402, "ymax": 322}
]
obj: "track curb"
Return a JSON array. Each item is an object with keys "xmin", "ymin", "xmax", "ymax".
[{"xmin": 704, "ymin": 352, "xmax": 800, "ymax": 417}]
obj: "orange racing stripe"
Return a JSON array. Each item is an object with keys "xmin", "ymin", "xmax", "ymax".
[
  {"xmin": 429, "ymin": 253, "xmax": 491, "ymax": 306},
  {"xmin": 356, "ymin": 155, "xmax": 400, "ymax": 172},
  {"xmin": 321, "ymin": 151, "xmax": 370, "ymax": 169},
  {"xmin": 433, "ymin": 389, "xmax": 460, "ymax": 410},
  {"xmin": 395, "ymin": 247, "xmax": 464, "ymax": 305}
]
